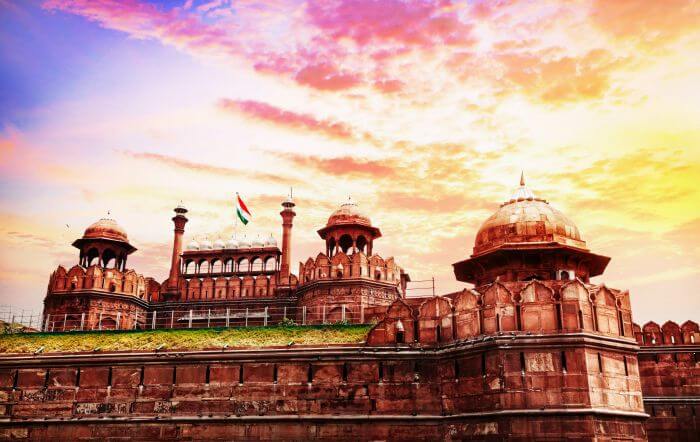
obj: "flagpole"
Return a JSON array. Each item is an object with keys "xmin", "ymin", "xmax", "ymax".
[{"xmin": 234, "ymin": 192, "xmax": 238, "ymax": 237}]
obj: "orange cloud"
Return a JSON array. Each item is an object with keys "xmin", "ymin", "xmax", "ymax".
[
  {"xmin": 0, "ymin": 125, "xmax": 19, "ymax": 161},
  {"xmin": 494, "ymin": 48, "xmax": 628, "ymax": 104},
  {"xmin": 590, "ymin": 0, "xmax": 700, "ymax": 48}
]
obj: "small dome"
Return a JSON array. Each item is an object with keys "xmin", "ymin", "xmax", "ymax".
[
  {"xmin": 326, "ymin": 196, "xmax": 371, "ymax": 228},
  {"xmin": 186, "ymin": 240, "xmax": 200, "ymax": 250},
  {"xmin": 251, "ymin": 236, "xmax": 265, "ymax": 247},
  {"xmin": 213, "ymin": 238, "xmax": 225, "ymax": 249},
  {"xmin": 238, "ymin": 237, "xmax": 251, "ymax": 248},
  {"xmin": 226, "ymin": 237, "xmax": 240, "ymax": 249},
  {"xmin": 83, "ymin": 218, "xmax": 129, "ymax": 243},
  {"xmin": 264, "ymin": 234, "xmax": 277, "ymax": 247},
  {"xmin": 200, "ymin": 239, "xmax": 213, "ymax": 250}
]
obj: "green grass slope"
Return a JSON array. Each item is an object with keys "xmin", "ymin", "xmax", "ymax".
[{"xmin": 0, "ymin": 324, "xmax": 372, "ymax": 354}]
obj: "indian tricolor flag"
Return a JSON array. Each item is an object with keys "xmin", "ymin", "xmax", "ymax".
[{"xmin": 236, "ymin": 193, "xmax": 251, "ymax": 225}]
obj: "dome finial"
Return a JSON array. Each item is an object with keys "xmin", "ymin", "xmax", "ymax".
[{"xmin": 520, "ymin": 171, "xmax": 525, "ymax": 186}]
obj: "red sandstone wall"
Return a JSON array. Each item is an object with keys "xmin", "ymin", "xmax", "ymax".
[{"xmin": 0, "ymin": 344, "xmax": 648, "ymax": 441}]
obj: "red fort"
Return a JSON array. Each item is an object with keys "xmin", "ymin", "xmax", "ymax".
[{"xmin": 1, "ymin": 177, "xmax": 697, "ymax": 441}]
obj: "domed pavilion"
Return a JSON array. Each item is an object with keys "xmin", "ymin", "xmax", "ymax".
[
  {"xmin": 317, "ymin": 197, "xmax": 382, "ymax": 257},
  {"xmin": 453, "ymin": 174, "xmax": 610, "ymax": 286},
  {"xmin": 72, "ymin": 217, "xmax": 136, "ymax": 271}
]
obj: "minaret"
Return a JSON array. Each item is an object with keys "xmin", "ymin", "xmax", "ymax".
[
  {"xmin": 166, "ymin": 203, "xmax": 188, "ymax": 294},
  {"xmin": 280, "ymin": 191, "xmax": 296, "ymax": 281}
]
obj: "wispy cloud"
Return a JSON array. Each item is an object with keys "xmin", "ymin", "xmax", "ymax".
[
  {"xmin": 218, "ymin": 99, "xmax": 378, "ymax": 144},
  {"xmin": 275, "ymin": 152, "xmax": 397, "ymax": 178},
  {"xmin": 119, "ymin": 150, "xmax": 299, "ymax": 185}
]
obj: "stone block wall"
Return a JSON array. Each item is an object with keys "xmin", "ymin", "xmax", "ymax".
[{"xmin": 0, "ymin": 342, "xmax": 648, "ymax": 441}]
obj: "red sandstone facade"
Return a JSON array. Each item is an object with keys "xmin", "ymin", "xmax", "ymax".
[
  {"xmin": 8, "ymin": 177, "xmax": 696, "ymax": 440},
  {"xmin": 43, "ymin": 194, "xmax": 408, "ymax": 330}
]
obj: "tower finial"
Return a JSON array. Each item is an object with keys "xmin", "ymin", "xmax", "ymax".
[{"xmin": 520, "ymin": 171, "xmax": 525, "ymax": 186}]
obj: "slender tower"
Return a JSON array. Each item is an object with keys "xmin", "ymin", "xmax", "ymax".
[
  {"xmin": 166, "ymin": 204, "xmax": 188, "ymax": 296},
  {"xmin": 280, "ymin": 192, "xmax": 296, "ymax": 281}
]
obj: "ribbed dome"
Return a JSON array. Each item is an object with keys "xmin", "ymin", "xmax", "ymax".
[
  {"xmin": 83, "ymin": 218, "xmax": 128, "ymax": 242},
  {"xmin": 226, "ymin": 237, "xmax": 240, "ymax": 249},
  {"xmin": 186, "ymin": 240, "xmax": 200, "ymax": 250},
  {"xmin": 200, "ymin": 239, "xmax": 213, "ymax": 250},
  {"xmin": 473, "ymin": 176, "xmax": 586, "ymax": 255},
  {"xmin": 238, "ymin": 237, "xmax": 251, "ymax": 248},
  {"xmin": 251, "ymin": 236, "xmax": 265, "ymax": 247},
  {"xmin": 326, "ymin": 197, "xmax": 371, "ymax": 228},
  {"xmin": 213, "ymin": 238, "xmax": 225, "ymax": 249}
]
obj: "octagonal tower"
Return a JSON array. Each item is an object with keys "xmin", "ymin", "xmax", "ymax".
[
  {"xmin": 297, "ymin": 197, "xmax": 408, "ymax": 324},
  {"xmin": 44, "ymin": 217, "xmax": 153, "ymax": 331}
]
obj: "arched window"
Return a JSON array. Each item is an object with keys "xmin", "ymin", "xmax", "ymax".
[
  {"xmin": 238, "ymin": 258, "xmax": 249, "ymax": 272},
  {"xmin": 102, "ymin": 249, "xmax": 116, "ymax": 268},
  {"xmin": 339, "ymin": 234, "xmax": 353, "ymax": 254},
  {"xmin": 336, "ymin": 264, "xmax": 344, "ymax": 278},
  {"xmin": 251, "ymin": 257, "xmax": 263, "ymax": 272},
  {"xmin": 328, "ymin": 237, "xmax": 336, "ymax": 256},
  {"xmin": 198, "ymin": 260, "xmax": 209, "ymax": 273},
  {"xmin": 560, "ymin": 270, "xmax": 570, "ymax": 280},
  {"xmin": 396, "ymin": 320, "xmax": 405, "ymax": 344},
  {"xmin": 184, "ymin": 260, "xmax": 195, "ymax": 274},
  {"xmin": 86, "ymin": 248, "xmax": 100, "ymax": 266},
  {"xmin": 375, "ymin": 270, "xmax": 382, "ymax": 280},
  {"xmin": 356, "ymin": 235, "xmax": 367, "ymax": 254},
  {"xmin": 224, "ymin": 259, "xmax": 234, "ymax": 272},
  {"xmin": 211, "ymin": 259, "xmax": 223, "ymax": 273},
  {"xmin": 264, "ymin": 256, "xmax": 277, "ymax": 272}
]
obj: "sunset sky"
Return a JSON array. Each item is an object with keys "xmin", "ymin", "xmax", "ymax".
[{"xmin": 0, "ymin": 0, "xmax": 698, "ymax": 323}]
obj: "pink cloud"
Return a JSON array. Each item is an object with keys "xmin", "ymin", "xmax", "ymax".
[
  {"xmin": 42, "ymin": 0, "xmax": 240, "ymax": 53},
  {"xmin": 120, "ymin": 150, "xmax": 299, "ymax": 185},
  {"xmin": 306, "ymin": 0, "xmax": 475, "ymax": 48},
  {"xmin": 277, "ymin": 152, "xmax": 397, "ymax": 178},
  {"xmin": 294, "ymin": 62, "xmax": 363, "ymax": 91},
  {"xmin": 0, "ymin": 125, "xmax": 20, "ymax": 162},
  {"xmin": 218, "ymin": 98, "xmax": 379, "ymax": 143},
  {"xmin": 373, "ymin": 78, "xmax": 404, "ymax": 94}
]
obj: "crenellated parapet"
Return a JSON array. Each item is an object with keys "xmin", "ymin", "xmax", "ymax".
[
  {"xmin": 48, "ymin": 264, "xmax": 152, "ymax": 300},
  {"xmin": 633, "ymin": 320, "xmax": 699, "ymax": 346},
  {"xmin": 298, "ymin": 251, "xmax": 404, "ymax": 285},
  {"xmin": 367, "ymin": 279, "xmax": 635, "ymax": 346}
]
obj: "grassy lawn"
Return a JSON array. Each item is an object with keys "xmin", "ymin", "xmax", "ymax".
[{"xmin": 0, "ymin": 324, "xmax": 372, "ymax": 354}]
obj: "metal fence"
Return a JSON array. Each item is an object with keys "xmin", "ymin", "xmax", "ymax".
[
  {"xmin": 36, "ymin": 304, "xmax": 371, "ymax": 333},
  {"xmin": 0, "ymin": 305, "xmax": 43, "ymax": 331}
]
